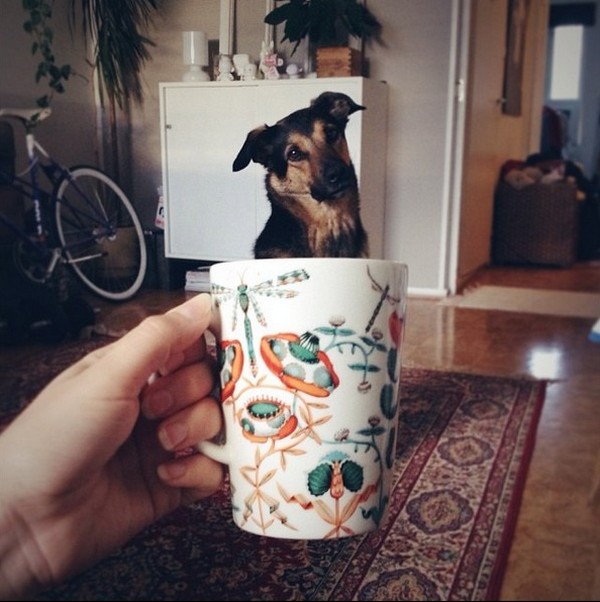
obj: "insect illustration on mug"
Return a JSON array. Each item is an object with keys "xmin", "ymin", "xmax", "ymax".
[
  {"xmin": 365, "ymin": 266, "xmax": 402, "ymax": 333},
  {"xmin": 212, "ymin": 269, "xmax": 310, "ymax": 376}
]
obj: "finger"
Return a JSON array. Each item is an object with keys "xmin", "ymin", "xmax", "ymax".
[
  {"xmin": 157, "ymin": 329, "xmax": 214, "ymax": 378},
  {"xmin": 141, "ymin": 358, "xmax": 217, "ymax": 420},
  {"xmin": 56, "ymin": 296, "xmax": 213, "ymax": 384},
  {"xmin": 156, "ymin": 396, "xmax": 222, "ymax": 452},
  {"xmin": 19, "ymin": 295, "xmax": 214, "ymax": 468},
  {"xmin": 157, "ymin": 453, "xmax": 224, "ymax": 499},
  {"xmin": 87, "ymin": 294, "xmax": 213, "ymax": 395}
]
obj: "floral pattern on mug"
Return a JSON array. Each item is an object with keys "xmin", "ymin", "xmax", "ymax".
[{"xmin": 212, "ymin": 264, "xmax": 405, "ymax": 537}]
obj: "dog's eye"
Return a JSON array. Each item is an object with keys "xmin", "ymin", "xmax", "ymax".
[
  {"xmin": 287, "ymin": 146, "xmax": 304, "ymax": 162},
  {"xmin": 325, "ymin": 126, "xmax": 340, "ymax": 144}
]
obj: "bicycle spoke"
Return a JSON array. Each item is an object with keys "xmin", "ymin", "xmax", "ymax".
[{"xmin": 54, "ymin": 167, "xmax": 147, "ymax": 301}]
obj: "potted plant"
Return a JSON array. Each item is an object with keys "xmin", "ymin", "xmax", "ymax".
[
  {"xmin": 22, "ymin": 0, "xmax": 158, "ymax": 111},
  {"xmin": 264, "ymin": 0, "xmax": 382, "ymax": 77},
  {"xmin": 22, "ymin": 0, "xmax": 159, "ymax": 180}
]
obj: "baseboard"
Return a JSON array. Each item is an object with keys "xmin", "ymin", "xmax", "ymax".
[{"xmin": 407, "ymin": 286, "xmax": 449, "ymax": 298}]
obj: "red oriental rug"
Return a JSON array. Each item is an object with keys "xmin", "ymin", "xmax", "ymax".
[{"xmin": 0, "ymin": 337, "xmax": 546, "ymax": 601}]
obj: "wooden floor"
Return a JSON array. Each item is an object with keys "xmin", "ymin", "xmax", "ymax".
[{"xmin": 4, "ymin": 261, "xmax": 600, "ymax": 600}]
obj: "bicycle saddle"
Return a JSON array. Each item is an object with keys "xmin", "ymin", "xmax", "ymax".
[{"xmin": 0, "ymin": 107, "xmax": 52, "ymax": 124}]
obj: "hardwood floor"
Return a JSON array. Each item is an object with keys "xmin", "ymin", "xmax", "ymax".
[{"xmin": 2, "ymin": 260, "xmax": 600, "ymax": 600}]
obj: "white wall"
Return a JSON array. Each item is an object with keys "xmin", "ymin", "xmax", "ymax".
[{"xmin": 368, "ymin": 0, "xmax": 458, "ymax": 293}]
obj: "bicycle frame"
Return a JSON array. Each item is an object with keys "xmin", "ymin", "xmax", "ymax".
[
  {"xmin": 0, "ymin": 131, "xmax": 117, "ymax": 280},
  {"xmin": 1, "ymin": 106, "xmax": 146, "ymax": 300},
  {"xmin": 0, "ymin": 134, "xmax": 58, "ymax": 269}
]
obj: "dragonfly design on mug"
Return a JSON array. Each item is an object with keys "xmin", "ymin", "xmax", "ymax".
[{"xmin": 212, "ymin": 269, "xmax": 310, "ymax": 376}]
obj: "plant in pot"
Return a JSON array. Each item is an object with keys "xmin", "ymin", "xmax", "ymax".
[
  {"xmin": 264, "ymin": 0, "xmax": 382, "ymax": 77},
  {"xmin": 22, "ymin": 0, "xmax": 159, "ymax": 182}
]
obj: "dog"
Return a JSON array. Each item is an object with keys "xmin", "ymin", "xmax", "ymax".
[{"xmin": 232, "ymin": 91, "xmax": 369, "ymax": 258}]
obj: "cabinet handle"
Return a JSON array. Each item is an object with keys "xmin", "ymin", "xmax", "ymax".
[{"xmin": 165, "ymin": 124, "xmax": 172, "ymax": 129}]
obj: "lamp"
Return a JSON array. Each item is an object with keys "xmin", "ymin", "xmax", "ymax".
[{"xmin": 182, "ymin": 31, "xmax": 210, "ymax": 81}]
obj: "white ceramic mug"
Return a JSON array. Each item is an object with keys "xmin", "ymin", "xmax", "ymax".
[{"xmin": 201, "ymin": 257, "xmax": 408, "ymax": 539}]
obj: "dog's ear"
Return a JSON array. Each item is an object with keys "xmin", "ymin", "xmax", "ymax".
[
  {"xmin": 232, "ymin": 125, "xmax": 273, "ymax": 171},
  {"xmin": 310, "ymin": 92, "xmax": 366, "ymax": 123}
]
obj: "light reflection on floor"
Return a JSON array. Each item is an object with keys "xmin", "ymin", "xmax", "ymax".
[{"xmin": 527, "ymin": 346, "xmax": 563, "ymax": 379}]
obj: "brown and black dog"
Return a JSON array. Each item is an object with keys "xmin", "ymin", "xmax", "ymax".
[{"xmin": 232, "ymin": 91, "xmax": 369, "ymax": 258}]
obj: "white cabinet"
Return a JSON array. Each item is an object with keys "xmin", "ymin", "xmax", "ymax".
[{"xmin": 159, "ymin": 77, "xmax": 388, "ymax": 261}]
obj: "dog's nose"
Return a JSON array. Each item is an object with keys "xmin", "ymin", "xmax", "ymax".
[
  {"xmin": 324, "ymin": 161, "xmax": 356, "ymax": 194},
  {"xmin": 325, "ymin": 162, "xmax": 348, "ymax": 186},
  {"xmin": 311, "ymin": 161, "xmax": 355, "ymax": 201}
]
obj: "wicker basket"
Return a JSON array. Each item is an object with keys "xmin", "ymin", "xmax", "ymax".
[{"xmin": 492, "ymin": 181, "xmax": 579, "ymax": 267}]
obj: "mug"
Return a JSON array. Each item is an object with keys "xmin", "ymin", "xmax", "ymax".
[{"xmin": 201, "ymin": 257, "xmax": 408, "ymax": 539}]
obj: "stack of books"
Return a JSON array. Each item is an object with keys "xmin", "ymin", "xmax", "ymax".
[{"xmin": 185, "ymin": 266, "xmax": 211, "ymax": 292}]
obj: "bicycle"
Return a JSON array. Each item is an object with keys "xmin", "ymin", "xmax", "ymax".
[{"xmin": 0, "ymin": 107, "xmax": 147, "ymax": 302}]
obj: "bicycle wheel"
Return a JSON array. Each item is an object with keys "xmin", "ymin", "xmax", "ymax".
[{"xmin": 53, "ymin": 166, "xmax": 147, "ymax": 301}]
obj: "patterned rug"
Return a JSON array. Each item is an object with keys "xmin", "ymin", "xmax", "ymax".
[{"xmin": 0, "ymin": 337, "xmax": 546, "ymax": 601}]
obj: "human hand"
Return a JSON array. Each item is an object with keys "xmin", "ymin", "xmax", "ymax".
[{"xmin": 0, "ymin": 293, "xmax": 222, "ymax": 600}]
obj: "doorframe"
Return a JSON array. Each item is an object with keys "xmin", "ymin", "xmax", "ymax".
[
  {"xmin": 441, "ymin": 0, "xmax": 471, "ymax": 296},
  {"xmin": 442, "ymin": 0, "xmax": 549, "ymax": 295}
]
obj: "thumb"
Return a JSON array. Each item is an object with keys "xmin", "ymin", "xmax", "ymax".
[{"xmin": 90, "ymin": 293, "xmax": 213, "ymax": 395}]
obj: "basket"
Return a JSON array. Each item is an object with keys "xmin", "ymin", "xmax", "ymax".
[{"xmin": 492, "ymin": 181, "xmax": 579, "ymax": 267}]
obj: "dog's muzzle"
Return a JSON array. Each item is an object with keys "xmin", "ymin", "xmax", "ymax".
[{"xmin": 310, "ymin": 161, "xmax": 357, "ymax": 202}]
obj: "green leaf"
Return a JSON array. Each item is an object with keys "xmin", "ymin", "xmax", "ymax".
[
  {"xmin": 380, "ymin": 383, "xmax": 397, "ymax": 419},
  {"xmin": 264, "ymin": 3, "xmax": 296, "ymax": 26},
  {"xmin": 385, "ymin": 426, "xmax": 396, "ymax": 468},
  {"xmin": 348, "ymin": 363, "xmax": 366, "ymax": 371},
  {"xmin": 357, "ymin": 426, "xmax": 385, "ymax": 437},
  {"xmin": 36, "ymin": 94, "xmax": 50, "ymax": 108},
  {"xmin": 35, "ymin": 64, "xmax": 46, "ymax": 81},
  {"xmin": 359, "ymin": 336, "xmax": 387, "ymax": 352}
]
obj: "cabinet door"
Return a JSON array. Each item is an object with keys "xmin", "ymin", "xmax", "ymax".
[{"xmin": 162, "ymin": 84, "xmax": 262, "ymax": 260}]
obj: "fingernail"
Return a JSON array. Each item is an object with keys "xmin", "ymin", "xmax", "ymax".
[
  {"xmin": 142, "ymin": 389, "xmax": 174, "ymax": 419},
  {"xmin": 157, "ymin": 461, "xmax": 186, "ymax": 481},
  {"xmin": 158, "ymin": 421, "xmax": 188, "ymax": 451}
]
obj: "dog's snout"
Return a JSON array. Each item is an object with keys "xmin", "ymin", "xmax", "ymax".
[
  {"xmin": 310, "ymin": 160, "xmax": 355, "ymax": 201},
  {"xmin": 326, "ymin": 162, "xmax": 347, "ymax": 185}
]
